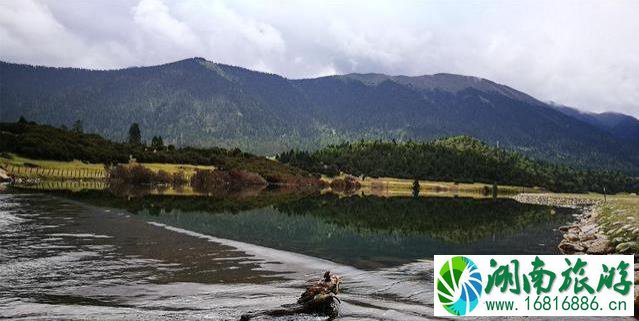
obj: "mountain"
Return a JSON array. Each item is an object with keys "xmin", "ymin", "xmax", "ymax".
[
  {"xmin": 1, "ymin": 58, "xmax": 637, "ymax": 173},
  {"xmin": 552, "ymin": 104, "xmax": 639, "ymax": 144}
]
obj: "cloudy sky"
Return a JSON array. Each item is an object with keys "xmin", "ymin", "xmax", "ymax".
[{"xmin": 1, "ymin": 0, "xmax": 638, "ymax": 117}]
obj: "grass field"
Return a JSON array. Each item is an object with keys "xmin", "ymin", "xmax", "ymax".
[
  {"xmin": 1, "ymin": 154, "xmax": 106, "ymax": 179},
  {"xmin": 591, "ymin": 194, "xmax": 639, "ymax": 252},
  {"xmin": 0, "ymin": 153, "xmax": 214, "ymax": 180},
  {"xmin": 1, "ymin": 154, "xmax": 106, "ymax": 170}
]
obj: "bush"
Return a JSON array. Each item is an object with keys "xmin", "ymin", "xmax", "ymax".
[
  {"xmin": 155, "ymin": 170, "xmax": 172, "ymax": 184},
  {"xmin": 190, "ymin": 169, "xmax": 267, "ymax": 192},
  {"xmin": 108, "ymin": 164, "xmax": 175, "ymax": 185},
  {"xmin": 329, "ymin": 176, "xmax": 361, "ymax": 193},
  {"xmin": 171, "ymin": 171, "xmax": 187, "ymax": 185}
]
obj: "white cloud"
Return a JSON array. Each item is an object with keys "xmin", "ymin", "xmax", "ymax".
[
  {"xmin": 133, "ymin": 0, "xmax": 198, "ymax": 48},
  {"xmin": 1, "ymin": 0, "xmax": 638, "ymax": 117},
  {"xmin": 0, "ymin": 0, "xmax": 84, "ymax": 65}
]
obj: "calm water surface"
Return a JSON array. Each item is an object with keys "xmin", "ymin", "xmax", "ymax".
[{"xmin": 0, "ymin": 188, "xmax": 627, "ymax": 320}]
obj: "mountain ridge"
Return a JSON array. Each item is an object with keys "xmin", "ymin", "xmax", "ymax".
[
  {"xmin": 551, "ymin": 103, "xmax": 639, "ymax": 144},
  {"xmin": 1, "ymin": 58, "xmax": 637, "ymax": 173}
]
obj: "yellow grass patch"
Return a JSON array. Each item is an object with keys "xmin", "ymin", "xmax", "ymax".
[{"xmin": 0, "ymin": 153, "xmax": 215, "ymax": 180}]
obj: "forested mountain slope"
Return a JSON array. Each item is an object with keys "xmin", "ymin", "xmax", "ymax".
[
  {"xmin": 1, "ymin": 58, "xmax": 637, "ymax": 173},
  {"xmin": 277, "ymin": 136, "xmax": 638, "ymax": 193}
]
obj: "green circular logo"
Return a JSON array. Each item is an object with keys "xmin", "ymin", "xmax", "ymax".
[{"xmin": 436, "ymin": 256, "xmax": 483, "ymax": 316}]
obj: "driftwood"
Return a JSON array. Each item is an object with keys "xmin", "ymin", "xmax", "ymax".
[{"xmin": 240, "ymin": 271, "xmax": 342, "ymax": 320}]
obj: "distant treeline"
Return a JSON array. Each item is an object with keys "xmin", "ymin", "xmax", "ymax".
[
  {"xmin": 277, "ymin": 136, "xmax": 639, "ymax": 193},
  {"xmin": 0, "ymin": 120, "xmax": 311, "ymax": 184}
]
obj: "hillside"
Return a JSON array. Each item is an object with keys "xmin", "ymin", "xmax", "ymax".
[
  {"xmin": 0, "ymin": 120, "xmax": 313, "ymax": 184},
  {"xmin": 1, "ymin": 58, "xmax": 637, "ymax": 173},
  {"xmin": 277, "ymin": 137, "xmax": 638, "ymax": 193}
]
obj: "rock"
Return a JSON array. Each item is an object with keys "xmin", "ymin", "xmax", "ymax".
[
  {"xmin": 0, "ymin": 168, "xmax": 11, "ymax": 182},
  {"xmin": 559, "ymin": 225, "xmax": 571, "ymax": 232},
  {"xmin": 240, "ymin": 271, "xmax": 342, "ymax": 320},
  {"xmin": 584, "ymin": 239, "xmax": 614, "ymax": 254},
  {"xmin": 559, "ymin": 241, "xmax": 585, "ymax": 254},
  {"xmin": 580, "ymin": 234, "xmax": 597, "ymax": 241},
  {"xmin": 569, "ymin": 225, "xmax": 582, "ymax": 232},
  {"xmin": 513, "ymin": 193, "xmax": 600, "ymax": 208},
  {"xmin": 564, "ymin": 233, "xmax": 580, "ymax": 242},
  {"xmin": 580, "ymin": 224, "xmax": 598, "ymax": 235}
]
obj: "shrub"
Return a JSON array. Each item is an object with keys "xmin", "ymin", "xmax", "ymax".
[
  {"xmin": 190, "ymin": 169, "xmax": 267, "ymax": 192},
  {"xmin": 127, "ymin": 165, "xmax": 156, "ymax": 184},
  {"xmin": 171, "ymin": 171, "xmax": 187, "ymax": 185},
  {"xmin": 155, "ymin": 170, "xmax": 172, "ymax": 184},
  {"xmin": 329, "ymin": 176, "xmax": 361, "ymax": 193},
  {"xmin": 108, "ymin": 164, "xmax": 174, "ymax": 185}
]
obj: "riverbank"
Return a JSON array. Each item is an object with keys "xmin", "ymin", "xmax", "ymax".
[
  {"xmin": 514, "ymin": 192, "xmax": 639, "ymax": 307},
  {"xmin": 0, "ymin": 153, "xmax": 324, "ymax": 188},
  {"xmin": 514, "ymin": 193, "xmax": 610, "ymax": 254},
  {"xmin": 4, "ymin": 152, "xmax": 547, "ymax": 197},
  {"xmin": 514, "ymin": 193, "xmax": 639, "ymax": 255}
]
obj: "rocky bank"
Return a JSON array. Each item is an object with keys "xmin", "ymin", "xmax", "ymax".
[
  {"xmin": 514, "ymin": 193, "xmax": 638, "ymax": 312},
  {"xmin": 514, "ymin": 193, "xmax": 610, "ymax": 254}
]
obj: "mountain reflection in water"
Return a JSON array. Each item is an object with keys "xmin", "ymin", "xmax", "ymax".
[{"xmin": 28, "ymin": 185, "xmax": 574, "ymax": 269}]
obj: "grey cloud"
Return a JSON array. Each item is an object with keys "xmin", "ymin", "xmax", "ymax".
[{"xmin": 1, "ymin": 0, "xmax": 638, "ymax": 117}]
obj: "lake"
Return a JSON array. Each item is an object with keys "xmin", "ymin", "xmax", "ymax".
[{"xmin": 0, "ymin": 186, "xmax": 621, "ymax": 320}]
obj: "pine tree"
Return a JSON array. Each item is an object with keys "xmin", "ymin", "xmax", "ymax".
[
  {"xmin": 128, "ymin": 123, "xmax": 142, "ymax": 145},
  {"xmin": 151, "ymin": 136, "xmax": 164, "ymax": 149},
  {"xmin": 412, "ymin": 179, "xmax": 420, "ymax": 198},
  {"xmin": 72, "ymin": 120, "xmax": 83, "ymax": 133}
]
